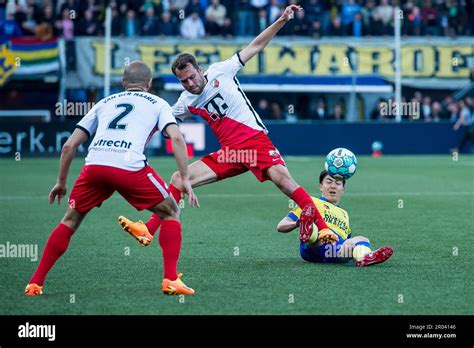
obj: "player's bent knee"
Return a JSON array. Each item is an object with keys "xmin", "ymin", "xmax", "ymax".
[
  {"xmin": 61, "ymin": 207, "xmax": 85, "ymax": 231},
  {"xmin": 170, "ymin": 171, "xmax": 183, "ymax": 188}
]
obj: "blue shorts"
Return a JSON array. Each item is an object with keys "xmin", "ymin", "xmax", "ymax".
[{"xmin": 299, "ymin": 233, "xmax": 353, "ymax": 264}]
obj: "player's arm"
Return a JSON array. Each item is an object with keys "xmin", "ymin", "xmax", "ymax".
[
  {"xmin": 238, "ymin": 4, "xmax": 301, "ymax": 64},
  {"xmin": 165, "ymin": 124, "xmax": 200, "ymax": 207},
  {"xmin": 277, "ymin": 216, "xmax": 299, "ymax": 233},
  {"xmin": 49, "ymin": 128, "xmax": 89, "ymax": 205}
]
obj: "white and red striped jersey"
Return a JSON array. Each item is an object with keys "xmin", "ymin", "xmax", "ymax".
[
  {"xmin": 172, "ymin": 54, "xmax": 267, "ymax": 147},
  {"xmin": 76, "ymin": 91, "xmax": 176, "ymax": 170}
]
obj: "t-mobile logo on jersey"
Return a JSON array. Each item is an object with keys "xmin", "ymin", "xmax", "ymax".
[{"xmin": 204, "ymin": 93, "xmax": 228, "ymax": 121}]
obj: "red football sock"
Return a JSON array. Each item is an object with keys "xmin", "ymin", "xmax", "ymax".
[
  {"xmin": 29, "ymin": 223, "xmax": 75, "ymax": 286},
  {"xmin": 158, "ymin": 219, "xmax": 182, "ymax": 281},
  {"xmin": 169, "ymin": 183, "xmax": 182, "ymax": 203},
  {"xmin": 145, "ymin": 214, "xmax": 161, "ymax": 236},
  {"xmin": 291, "ymin": 187, "xmax": 329, "ymax": 230},
  {"xmin": 145, "ymin": 184, "xmax": 183, "ymax": 236}
]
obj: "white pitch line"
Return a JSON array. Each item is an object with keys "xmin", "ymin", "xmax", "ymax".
[{"xmin": 0, "ymin": 192, "xmax": 473, "ymax": 201}]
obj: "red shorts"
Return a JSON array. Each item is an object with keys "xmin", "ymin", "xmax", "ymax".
[
  {"xmin": 69, "ymin": 165, "xmax": 170, "ymax": 213},
  {"xmin": 201, "ymin": 132, "xmax": 286, "ymax": 182}
]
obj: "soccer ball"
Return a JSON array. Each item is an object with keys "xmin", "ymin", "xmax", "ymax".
[{"xmin": 324, "ymin": 148, "xmax": 357, "ymax": 180}]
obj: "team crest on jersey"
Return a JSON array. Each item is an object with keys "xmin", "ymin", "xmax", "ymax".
[
  {"xmin": 323, "ymin": 204, "xmax": 330, "ymax": 210},
  {"xmin": 211, "ymin": 79, "xmax": 219, "ymax": 88},
  {"xmin": 268, "ymin": 149, "xmax": 279, "ymax": 158}
]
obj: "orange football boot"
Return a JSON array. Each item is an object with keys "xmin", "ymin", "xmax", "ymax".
[
  {"xmin": 118, "ymin": 215, "xmax": 153, "ymax": 246},
  {"xmin": 316, "ymin": 228, "xmax": 339, "ymax": 244},
  {"xmin": 162, "ymin": 273, "xmax": 195, "ymax": 295},
  {"xmin": 24, "ymin": 283, "xmax": 43, "ymax": 296}
]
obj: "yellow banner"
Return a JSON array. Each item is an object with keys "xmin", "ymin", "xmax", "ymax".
[{"xmin": 81, "ymin": 39, "xmax": 473, "ymax": 82}]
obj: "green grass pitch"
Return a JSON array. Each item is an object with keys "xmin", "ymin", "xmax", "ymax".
[{"xmin": 0, "ymin": 155, "xmax": 473, "ymax": 315}]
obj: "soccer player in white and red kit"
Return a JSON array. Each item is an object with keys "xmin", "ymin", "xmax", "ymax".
[
  {"xmin": 119, "ymin": 5, "xmax": 331, "ymax": 244},
  {"xmin": 25, "ymin": 61, "xmax": 199, "ymax": 297}
]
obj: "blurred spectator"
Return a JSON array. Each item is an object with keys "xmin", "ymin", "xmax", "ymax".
[
  {"xmin": 421, "ymin": 0, "xmax": 439, "ymax": 35},
  {"xmin": 291, "ymin": 8, "xmax": 311, "ymax": 36},
  {"xmin": 310, "ymin": 19, "xmax": 322, "ymax": 38},
  {"xmin": 0, "ymin": 0, "xmax": 6, "ymax": 21},
  {"xmin": 0, "ymin": 11, "xmax": 22, "ymax": 42},
  {"xmin": 370, "ymin": 99, "xmax": 385, "ymax": 120},
  {"xmin": 180, "ymin": 11, "xmax": 205, "ymax": 39},
  {"xmin": 21, "ymin": 6, "xmax": 37, "ymax": 36},
  {"xmin": 327, "ymin": 16, "xmax": 343, "ymax": 36},
  {"xmin": 185, "ymin": 0, "xmax": 205, "ymax": 20},
  {"xmin": 431, "ymin": 101, "xmax": 442, "ymax": 122},
  {"xmin": 77, "ymin": 9, "xmax": 100, "ymax": 36},
  {"xmin": 451, "ymin": 98, "xmax": 474, "ymax": 153},
  {"xmin": 268, "ymin": 0, "xmax": 283, "ymax": 23},
  {"xmin": 256, "ymin": 8, "xmax": 268, "ymax": 33},
  {"xmin": 341, "ymin": 0, "xmax": 361, "ymax": 34},
  {"xmin": 351, "ymin": 12, "xmax": 364, "ymax": 37},
  {"xmin": 270, "ymin": 101, "xmax": 283, "ymax": 120},
  {"xmin": 330, "ymin": 104, "xmax": 344, "ymax": 120},
  {"xmin": 256, "ymin": 99, "xmax": 272, "ymax": 119},
  {"xmin": 403, "ymin": 0, "xmax": 421, "ymax": 36},
  {"xmin": 59, "ymin": 0, "xmax": 79, "ymax": 19},
  {"xmin": 111, "ymin": 5, "xmax": 122, "ymax": 36},
  {"xmin": 375, "ymin": 0, "xmax": 393, "ymax": 35},
  {"xmin": 142, "ymin": 7, "xmax": 159, "ymax": 36},
  {"xmin": 56, "ymin": 8, "xmax": 74, "ymax": 40},
  {"xmin": 237, "ymin": 0, "xmax": 255, "ymax": 36},
  {"xmin": 421, "ymin": 96, "xmax": 432, "ymax": 121},
  {"xmin": 205, "ymin": 0, "xmax": 226, "ymax": 36},
  {"xmin": 122, "ymin": 9, "xmax": 140, "ymax": 37},
  {"xmin": 37, "ymin": 5, "xmax": 56, "ymax": 39},
  {"xmin": 313, "ymin": 99, "xmax": 327, "ymax": 120},
  {"xmin": 159, "ymin": 11, "xmax": 178, "ymax": 36},
  {"xmin": 305, "ymin": 0, "xmax": 325, "ymax": 23}
]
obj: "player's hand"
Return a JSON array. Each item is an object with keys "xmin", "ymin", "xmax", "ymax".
[
  {"xmin": 49, "ymin": 183, "xmax": 67, "ymax": 205},
  {"xmin": 181, "ymin": 178, "xmax": 200, "ymax": 208},
  {"xmin": 280, "ymin": 4, "xmax": 302, "ymax": 22}
]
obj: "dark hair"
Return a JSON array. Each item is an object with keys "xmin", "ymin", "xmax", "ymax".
[
  {"xmin": 171, "ymin": 53, "xmax": 200, "ymax": 75},
  {"xmin": 319, "ymin": 170, "xmax": 345, "ymax": 187}
]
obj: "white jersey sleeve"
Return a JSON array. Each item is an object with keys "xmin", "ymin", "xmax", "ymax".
[
  {"xmin": 158, "ymin": 103, "xmax": 178, "ymax": 138},
  {"xmin": 172, "ymin": 94, "xmax": 193, "ymax": 122},
  {"xmin": 76, "ymin": 101, "xmax": 101, "ymax": 137},
  {"xmin": 208, "ymin": 53, "xmax": 244, "ymax": 77}
]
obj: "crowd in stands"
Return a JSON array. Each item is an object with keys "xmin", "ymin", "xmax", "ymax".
[
  {"xmin": 1, "ymin": 0, "xmax": 472, "ymax": 42},
  {"xmin": 251, "ymin": 92, "xmax": 473, "ymax": 123}
]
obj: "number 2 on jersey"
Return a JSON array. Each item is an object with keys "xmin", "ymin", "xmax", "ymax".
[{"xmin": 108, "ymin": 103, "xmax": 134, "ymax": 130}]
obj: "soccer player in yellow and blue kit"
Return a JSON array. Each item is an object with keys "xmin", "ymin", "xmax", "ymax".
[{"xmin": 277, "ymin": 170, "xmax": 393, "ymax": 266}]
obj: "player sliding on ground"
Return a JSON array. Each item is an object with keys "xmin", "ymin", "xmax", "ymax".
[
  {"xmin": 25, "ymin": 61, "xmax": 199, "ymax": 297},
  {"xmin": 277, "ymin": 170, "xmax": 394, "ymax": 266},
  {"xmin": 119, "ymin": 4, "xmax": 331, "ymax": 246}
]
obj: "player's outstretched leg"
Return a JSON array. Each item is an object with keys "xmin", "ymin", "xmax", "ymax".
[
  {"xmin": 25, "ymin": 207, "xmax": 84, "ymax": 296},
  {"xmin": 118, "ymin": 183, "xmax": 182, "ymax": 244},
  {"xmin": 149, "ymin": 197, "xmax": 194, "ymax": 295},
  {"xmin": 267, "ymin": 164, "xmax": 330, "ymax": 243},
  {"xmin": 118, "ymin": 216, "xmax": 153, "ymax": 246},
  {"xmin": 356, "ymin": 246, "xmax": 394, "ymax": 267}
]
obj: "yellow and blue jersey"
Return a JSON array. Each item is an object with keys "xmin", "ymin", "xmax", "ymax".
[{"xmin": 287, "ymin": 196, "xmax": 351, "ymax": 240}]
